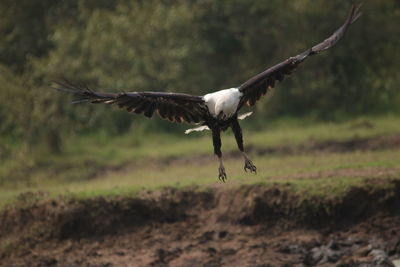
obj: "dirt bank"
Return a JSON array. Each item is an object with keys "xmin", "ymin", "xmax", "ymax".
[{"xmin": 1, "ymin": 179, "xmax": 400, "ymax": 266}]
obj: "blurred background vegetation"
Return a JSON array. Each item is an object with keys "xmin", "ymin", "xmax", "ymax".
[{"xmin": 0, "ymin": 0, "xmax": 399, "ymax": 171}]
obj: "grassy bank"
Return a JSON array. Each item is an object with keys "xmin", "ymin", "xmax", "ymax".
[{"xmin": 1, "ymin": 115, "xmax": 400, "ymax": 207}]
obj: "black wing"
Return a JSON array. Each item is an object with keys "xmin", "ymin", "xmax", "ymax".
[
  {"xmin": 54, "ymin": 81, "xmax": 207, "ymax": 124},
  {"xmin": 238, "ymin": 4, "xmax": 362, "ymax": 109}
]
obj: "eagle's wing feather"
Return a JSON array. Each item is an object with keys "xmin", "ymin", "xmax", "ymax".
[
  {"xmin": 237, "ymin": 4, "xmax": 362, "ymax": 109},
  {"xmin": 54, "ymin": 81, "xmax": 207, "ymax": 124}
]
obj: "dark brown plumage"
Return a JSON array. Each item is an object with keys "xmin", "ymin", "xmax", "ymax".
[{"xmin": 54, "ymin": 81, "xmax": 208, "ymax": 124}]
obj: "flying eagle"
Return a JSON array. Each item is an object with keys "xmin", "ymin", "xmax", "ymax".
[{"xmin": 55, "ymin": 5, "xmax": 361, "ymax": 182}]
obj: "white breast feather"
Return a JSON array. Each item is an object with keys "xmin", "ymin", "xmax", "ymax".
[{"xmin": 203, "ymin": 88, "xmax": 242, "ymax": 119}]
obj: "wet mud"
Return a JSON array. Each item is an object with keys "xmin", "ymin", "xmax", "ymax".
[{"xmin": 1, "ymin": 180, "xmax": 400, "ymax": 266}]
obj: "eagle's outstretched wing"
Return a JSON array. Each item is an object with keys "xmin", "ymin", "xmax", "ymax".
[
  {"xmin": 54, "ymin": 81, "xmax": 207, "ymax": 124},
  {"xmin": 238, "ymin": 4, "xmax": 362, "ymax": 108}
]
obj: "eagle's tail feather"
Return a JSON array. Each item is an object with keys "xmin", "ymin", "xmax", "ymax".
[
  {"xmin": 185, "ymin": 125, "xmax": 210, "ymax": 134},
  {"xmin": 184, "ymin": 112, "xmax": 253, "ymax": 134},
  {"xmin": 238, "ymin": 112, "xmax": 253, "ymax": 120}
]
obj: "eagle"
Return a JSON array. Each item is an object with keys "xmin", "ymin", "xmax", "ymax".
[{"xmin": 55, "ymin": 5, "xmax": 361, "ymax": 182}]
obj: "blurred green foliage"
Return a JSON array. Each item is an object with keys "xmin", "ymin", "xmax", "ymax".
[{"xmin": 0, "ymin": 0, "xmax": 399, "ymax": 153}]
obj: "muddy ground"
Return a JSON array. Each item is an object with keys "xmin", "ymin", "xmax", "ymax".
[
  {"xmin": 1, "ymin": 133, "xmax": 400, "ymax": 266},
  {"xmin": 1, "ymin": 179, "xmax": 400, "ymax": 267}
]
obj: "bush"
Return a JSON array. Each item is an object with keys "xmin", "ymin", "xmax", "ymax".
[{"xmin": 0, "ymin": 0, "xmax": 399, "ymax": 152}]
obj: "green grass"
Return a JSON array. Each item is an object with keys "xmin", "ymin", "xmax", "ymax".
[
  {"xmin": 1, "ymin": 115, "xmax": 400, "ymax": 207},
  {"xmin": 248, "ymin": 114, "xmax": 400, "ymax": 145},
  {"xmin": 40, "ymin": 114, "xmax": 400, "ymax": 164},
  {"xmin": 1, "ymin": 148, "xmax": 399, "ymax": 207}
]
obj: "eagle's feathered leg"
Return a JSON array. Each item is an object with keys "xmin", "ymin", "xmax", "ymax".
[
  {"xmin": 231, "ymin": 118, "xmax": 257, "ymax": 174},
  {"xmin": 211, "ymin": 127, "xmax": 226, "ymax": 182}
]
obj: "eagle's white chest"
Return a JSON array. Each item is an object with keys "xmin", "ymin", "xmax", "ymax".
[{"xmin": 203, "ymin": 88, "xmax": 243, "ymax": 119}]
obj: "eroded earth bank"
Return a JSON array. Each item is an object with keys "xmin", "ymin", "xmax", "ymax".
[{"xmin": 1, "ymin": 179, "xmax": 400, "ymax": 267}]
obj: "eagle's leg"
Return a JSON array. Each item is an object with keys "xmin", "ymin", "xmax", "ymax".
[
  {"xmin": 231, "ymin": 118, "xmax": 257, "ymax": 174},
  {"xmin": 212, "ymin": 127, "xmax": 227, "ymax": 182}
]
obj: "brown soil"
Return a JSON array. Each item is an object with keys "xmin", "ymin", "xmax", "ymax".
[
  {"xmin": 275, "ymin": 167, "xmax": 400, "ymax": 180},
  {"xmin": 1, "ymin": 179, "xmax": 400, "ymax": 266},
  {"xmin": 251, "ymin": 132, "xmax": 400, "ymax": 155}
]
